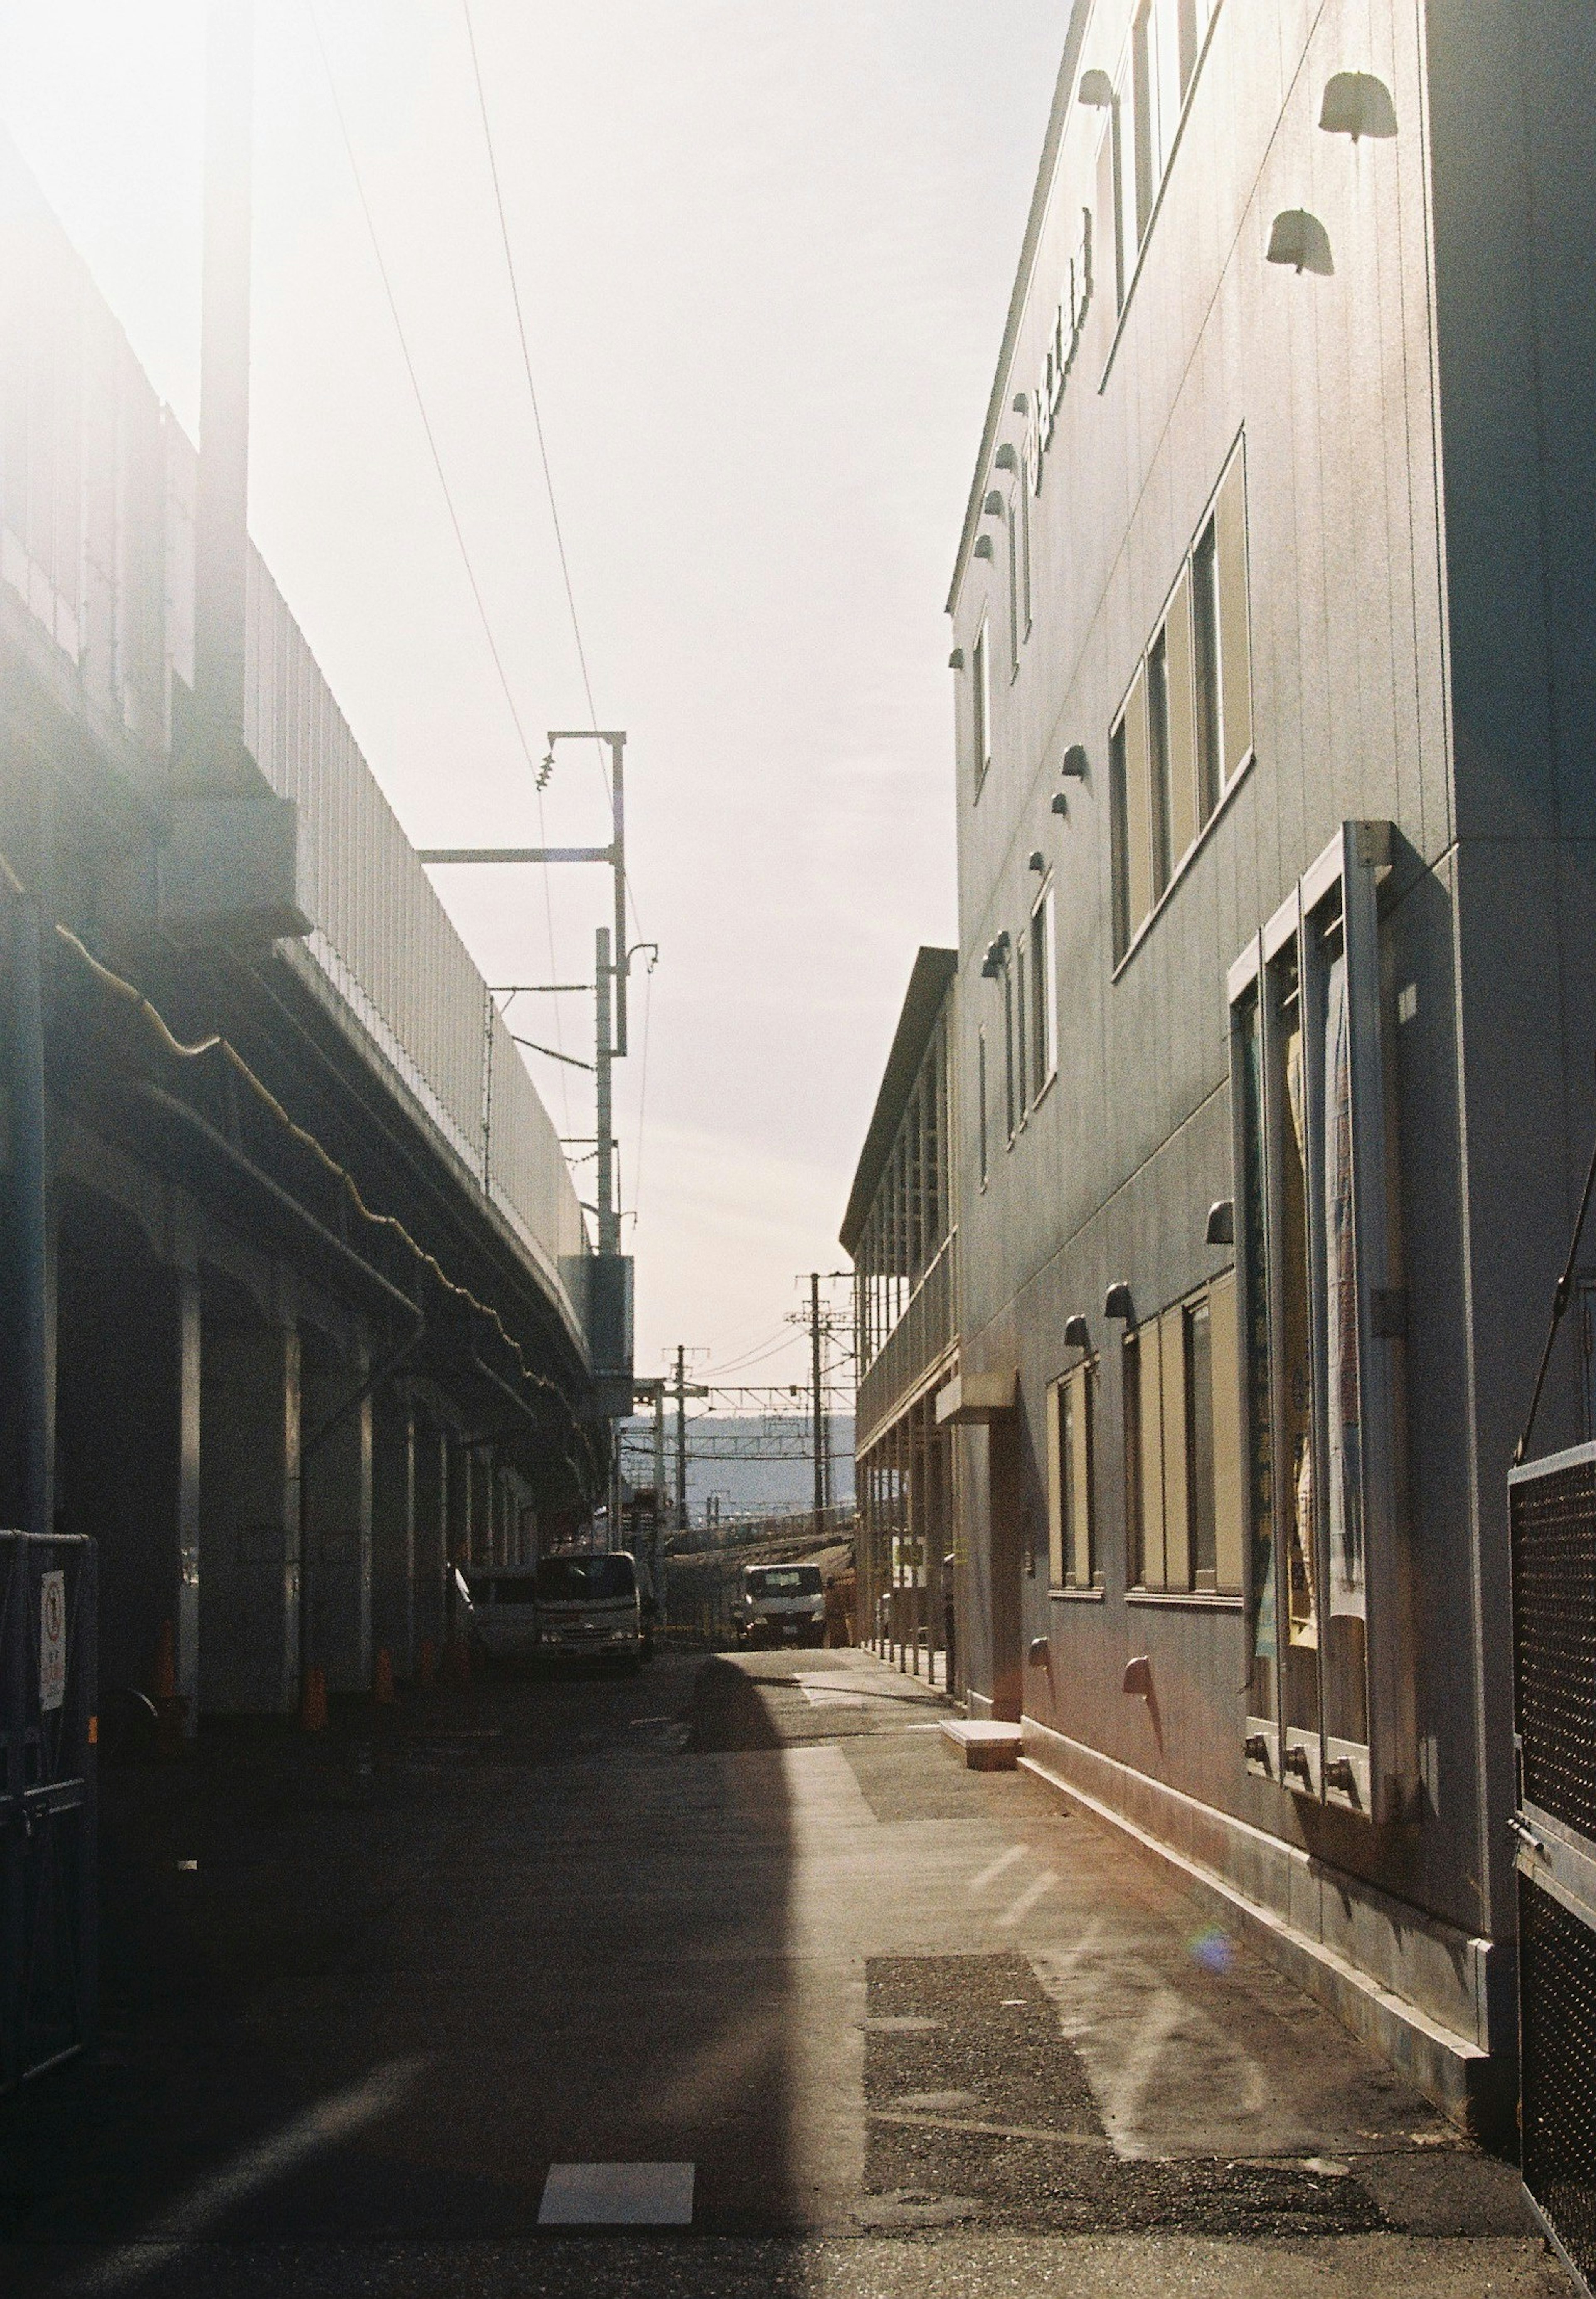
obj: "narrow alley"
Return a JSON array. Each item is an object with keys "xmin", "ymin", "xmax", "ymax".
[{"xmin": 0, "ymin": 1647, "xmax": 1559, "ymax": 2298}]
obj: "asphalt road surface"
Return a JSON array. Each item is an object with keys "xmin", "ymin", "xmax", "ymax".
[{"xmin": 0, "ymin": 1645, "xmax": 1570, "ymax": 2297}]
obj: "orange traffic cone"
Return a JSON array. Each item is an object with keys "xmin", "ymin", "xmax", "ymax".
[
  {"xmin": 299, "ymin": 1664, "xmax": 328, "ymax": 1733},
  {"xmin": 418, "ymin": 1639, "xmax": 437, "ymax": 1690},
  {"xmin": 374, "ymin": 1647, "xmax": 396, "ymax": 1706}
]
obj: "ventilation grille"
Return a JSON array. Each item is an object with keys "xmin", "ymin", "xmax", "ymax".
[
  {"xmin": 1522, "ymin": 1874, "xmax": 1596, "ymax": 2288},
  {"xmin": 1513, "ymin": 1454, "xmax": 1596, "ymax": 1843}
]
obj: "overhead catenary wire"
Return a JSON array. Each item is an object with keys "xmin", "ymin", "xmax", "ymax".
[{"xmin": 303, "ymin": 0, "xmax": 574, "ymax": 1127}]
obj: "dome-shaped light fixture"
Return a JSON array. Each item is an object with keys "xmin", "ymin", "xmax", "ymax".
[
  {"xmin": 1050, "ymin": 793, "xmax": 1068, "ymax": 817},
  {"xmin": 948, "ymin": 647, "xmax": 965, "ymax": 671},
  {"xmin": 1267, "ymin": 209, "xmax": 1334, "ymax": 276},
  {"xmin": 1319, "ymin": 71, "xmax": 1397, "ymax": 141},
  {"xmin": 1063, "ymin": 1314, "xmax": 1091, "ymax": 1351},
  {"xmin": 983, "ymin": 490, "xmax": 1005, "ymax": 516},
  {"xmin": 1078, "ymin": 67, "xmax": 1114, "ymax": 108},
  {"xmin": 1103, "ymin": 1281, "xmax": 1135, "ymax": 1321},
  {"xmin": 973, "ymin": 535, "xmax": 995, "ymax": 560},
  {"xmin": 1061, "ymin": 743, "xmax": 1089, "ymax": 779},
  {"xmin": 995, "ymin": 443, "xmax": 1018, "ymax": 473}
]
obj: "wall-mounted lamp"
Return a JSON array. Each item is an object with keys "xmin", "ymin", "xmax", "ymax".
[
  {"xmin": 1063, "ymin": 1313, "xmax": 1091, "ymax": 1351},
  {"xmin": 981, "ymin": 931, "xmax": 1010, "ymax": 979},
  {"xmin": 1078, "ymin": 67, "xmax": 1114, "ymax": 108},
  {"xmin": 973, "ymin": 535, "xmax": 995, "ymax": 560},
  {"xmin": 1012, "ymin": 391, "xmax": 1030, "ymax": 417},
  {"xmin": 1204, "ymin": 1198, "xmax": 1235, "ymax": 1247},
  {"xmin": 1103, "ymin": 1281, "xmax": 1134, "ymax": 1321},
  {"xmin": 1266, "ymin": 209, "xmax": 1334, "ymax": 276},
  {"xmin": 1319, "ymin": 71, "xmax": 1397, "ymax": 141},
  {"xmin": 1027, "ymin": 849, "xmax": 1046, "ymax": 874},
  {"xmin": 983, "ymin": 490, "xmax": 1005, "ymax": 517},
  {"xmin": 995, "ymin": 443, "xmax": 1018, "ymax": 473},
  {"xmin": 948, "ymin": 647, "xmax": 965, "ymax": 670},
  {"xmin": 1061, "ymin": 744, "xmax": 1089, "ymax": 779},
  {"xmin": 1027, "ymin": 1636, "xmax": 1052, "ymax": 1670},
  {"xmin": 1050, "ymin": 793, "xmax": 1068, "ymax": 818}
]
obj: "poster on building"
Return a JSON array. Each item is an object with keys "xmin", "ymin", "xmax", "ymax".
[{"xmin": 40, "ymin": 1568, "xmax": 66, "ymax": 1712}]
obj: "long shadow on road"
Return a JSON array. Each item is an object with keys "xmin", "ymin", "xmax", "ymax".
[{"xmin": 0, "ymin": 1654, "xmax": 815, "ymax": 2294}]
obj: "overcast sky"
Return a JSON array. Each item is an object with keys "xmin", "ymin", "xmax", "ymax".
[{"xmin": 1, "ymin": 0, "xmax": 1065, "ymax": 1390}]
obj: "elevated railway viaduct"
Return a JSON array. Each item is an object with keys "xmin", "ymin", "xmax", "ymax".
[{"xmin": 0, "ymin": 128, "xmax": 618, "ymax": 1734}]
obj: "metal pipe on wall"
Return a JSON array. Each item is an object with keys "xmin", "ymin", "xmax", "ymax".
[{"xmin": 10, "ymin": 897, "xmax": 49, "ymax": 1537}]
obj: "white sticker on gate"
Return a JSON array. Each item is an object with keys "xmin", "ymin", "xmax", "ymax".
[{"xmin": 40, "ymin": 1569, "xmax": 66, "ymax": 1712}]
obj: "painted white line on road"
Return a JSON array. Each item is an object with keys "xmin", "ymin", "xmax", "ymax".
[
  {"xmin": 68, "ymin": 2056, "xmax": 427, "ymax": 2295},
  {"xmin": 997, "ymin": 1870, "xmax": 1057, "ymax": 1928},
  {"xmin": 967, "ymin": 1844, "xmax": 1026, "ymax": 1895},
  {"xmin": 538, "ymin": 2162, "xmax": 695, "ymax": 2226}
]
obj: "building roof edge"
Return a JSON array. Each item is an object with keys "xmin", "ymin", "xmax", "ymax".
[{"xmin": 839, "ymin": 946, "xmax": 958, "ymax": 1259}]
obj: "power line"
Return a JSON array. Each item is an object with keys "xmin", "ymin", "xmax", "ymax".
[{"xmin": 303, "ymin": 0, "xmax": 574, "ymax": 1128}]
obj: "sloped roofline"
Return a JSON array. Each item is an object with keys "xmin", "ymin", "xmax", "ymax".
[
  {"xmin": 945, "ymin": 0, "xmax": 1093, "ymax": 619},
  {"xmin": 839, "ymin": 946, "xmax": 958, "ymax": 1258}
]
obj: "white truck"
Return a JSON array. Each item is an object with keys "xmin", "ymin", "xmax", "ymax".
[{"xmin": 735, "ymin": 1563, "xmax": 826, "ymax": 1649}]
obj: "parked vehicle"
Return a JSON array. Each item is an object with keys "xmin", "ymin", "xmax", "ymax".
[
  {"xmin": 461, "ymin": 1565, "xmax": 540, "ymax": 1667},
  {"xmin": 736, "ymin": 1564, "xmax": 825, "ymax": 1648},
  {"xmin": 534, "ymin": 1550, "xmax": 645, "ymax": 1673}
]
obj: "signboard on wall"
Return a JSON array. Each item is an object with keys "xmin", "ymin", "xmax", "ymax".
[{"xmin": 40, "ymin": 1568, "xmax": 65, "ymax": 1711}]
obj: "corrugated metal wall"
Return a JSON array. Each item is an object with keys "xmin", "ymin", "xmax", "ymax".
[{"xmin": 0, "ymin": 127, "xmax": 586, "ymax": 1326}]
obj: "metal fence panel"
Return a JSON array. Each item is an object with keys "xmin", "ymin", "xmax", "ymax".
[
  {"xmin": 1511, "ymin": 1443, "xmax": 1596, "ymax": 2294},
  {"xmin": 1, "ymin": 1531, "xmax": 97, "ymax": 2092}
]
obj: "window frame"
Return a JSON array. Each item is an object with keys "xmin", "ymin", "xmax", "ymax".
[
  {"xmin": 1048, "ymin": 1355, "xmax": 1099, "ymax": 1593},
  {"xmin": 1229, "ymin": 822, "xmax": 1410, "ymax": 1822}
]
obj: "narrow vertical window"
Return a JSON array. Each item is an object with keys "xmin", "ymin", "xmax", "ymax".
[
  {"xmin": 973, "ymin": 618, "xmax": 991, "ymax": 791},
  {"xmin": 1015, "ymin": 933, "xmax": 1029, "ymax": 1116},
  {"xmin": 1163, "ymin": 568, "xmax": 1198, "ymax": 862},
  {"xmin": 1123, "ymin": 1328, "xmax": 1144, "ymax": 1586},
  {"xmin": 1109, "ymin": 718, "xmax": 1130, "ymax": 961},
  {"xmin": 1003, "ymin": 961, "xmax": 1016, "ymax": 1142},
  {"xmin": 1192, "ymin": 517, "xmax": 1221, "ymax": 822},
  {"xmin": 978, "ymin": 1026, "xmax": 989, "ymax": 1187},
  {"xmin": 1132, "ymin": 1, "xmax": 1157, "ymax": 242},
  {"xmin": 1020, "ymin": 455, "xmax": 1033, "ymax": 636},
  {"xmin": 1067, "ymin": 1362, "xmax": 1096, "ymax": 1585},
  {"xmin": 1147, "ymin": 627, "xmax": 1172, "ymax": 898},
  {"xmin": 1031, "ymin": 882, "xmax": 1057, "ymax": 1091},
  {"xmin": 1007, "ymin": 502, "xmax": 1020, "ymax": 678},
  {"xmin": 1185, "ymin": 1296, "xmax": 1216, "ymax": 1588},
  {"xmin": 1216, "ymin": 445, "xmax": 1253, "ymax": 782}
]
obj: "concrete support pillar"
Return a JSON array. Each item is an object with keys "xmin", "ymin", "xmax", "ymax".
[
  {"xmin": 176, "ymin": 1267, "xmax": 201, "ymax": 1731},
  {"xmin": 199, "ymin": 1311, "xmax": 300, "ymax": 1715},
  {"xmin": 412, "ymin": 1417, "xmax": 447, "ymax": 1659},
  {"xmin": 303, "ymin": 1331, "xmax": 373, "ymax": 1695},
  {"xmin": 372, "ymin": 1391, "xmax": 415, "ymax": 1675}
]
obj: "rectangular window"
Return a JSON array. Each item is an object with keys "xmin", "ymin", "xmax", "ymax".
[
  {"xmin": 1015, "ymin": 932, "xmax": 1029, "ymax": 1116},
  {"xmin": 1108, "ymin": 434, "xmax": 1250, "ymax": 966},
  {"xmin": 1231, "ymin": 824, "xmax": 1404, "ymax": 1817},
  {"xmin": 1098, "ymin": 117, "xmax": 1124, "ymax": 322},
  {"xmin": 1048, "ymin": 1358, "xmax": 1097, "ymax": 1589},
  {"xmin": 1031, "ymin": 882, "xmax": 1057, "ymax": 1091},
  {"xmin": 1126, "ymin": 1320, "xmax": 1166, "ymax": 1589},
  {"xmin": 973, "ymin": 617, "xmax": 991, "ymax": 791},
  {"xmin": 978, "ymin": 1026, "xmax": 989, "ymax": 1187}
]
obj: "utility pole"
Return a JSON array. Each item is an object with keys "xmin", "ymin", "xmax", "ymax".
[
  {"xmin": 594, "ymin": 926, "xmax": 618, "ymax": 1256},
  {"xmin": 810, "ymin": 1273, "xmax": 824, "ymax": 1542},
  {"xmin": 676, "ymin": 1344, "xmax": 689, "ymax": 1535}
]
